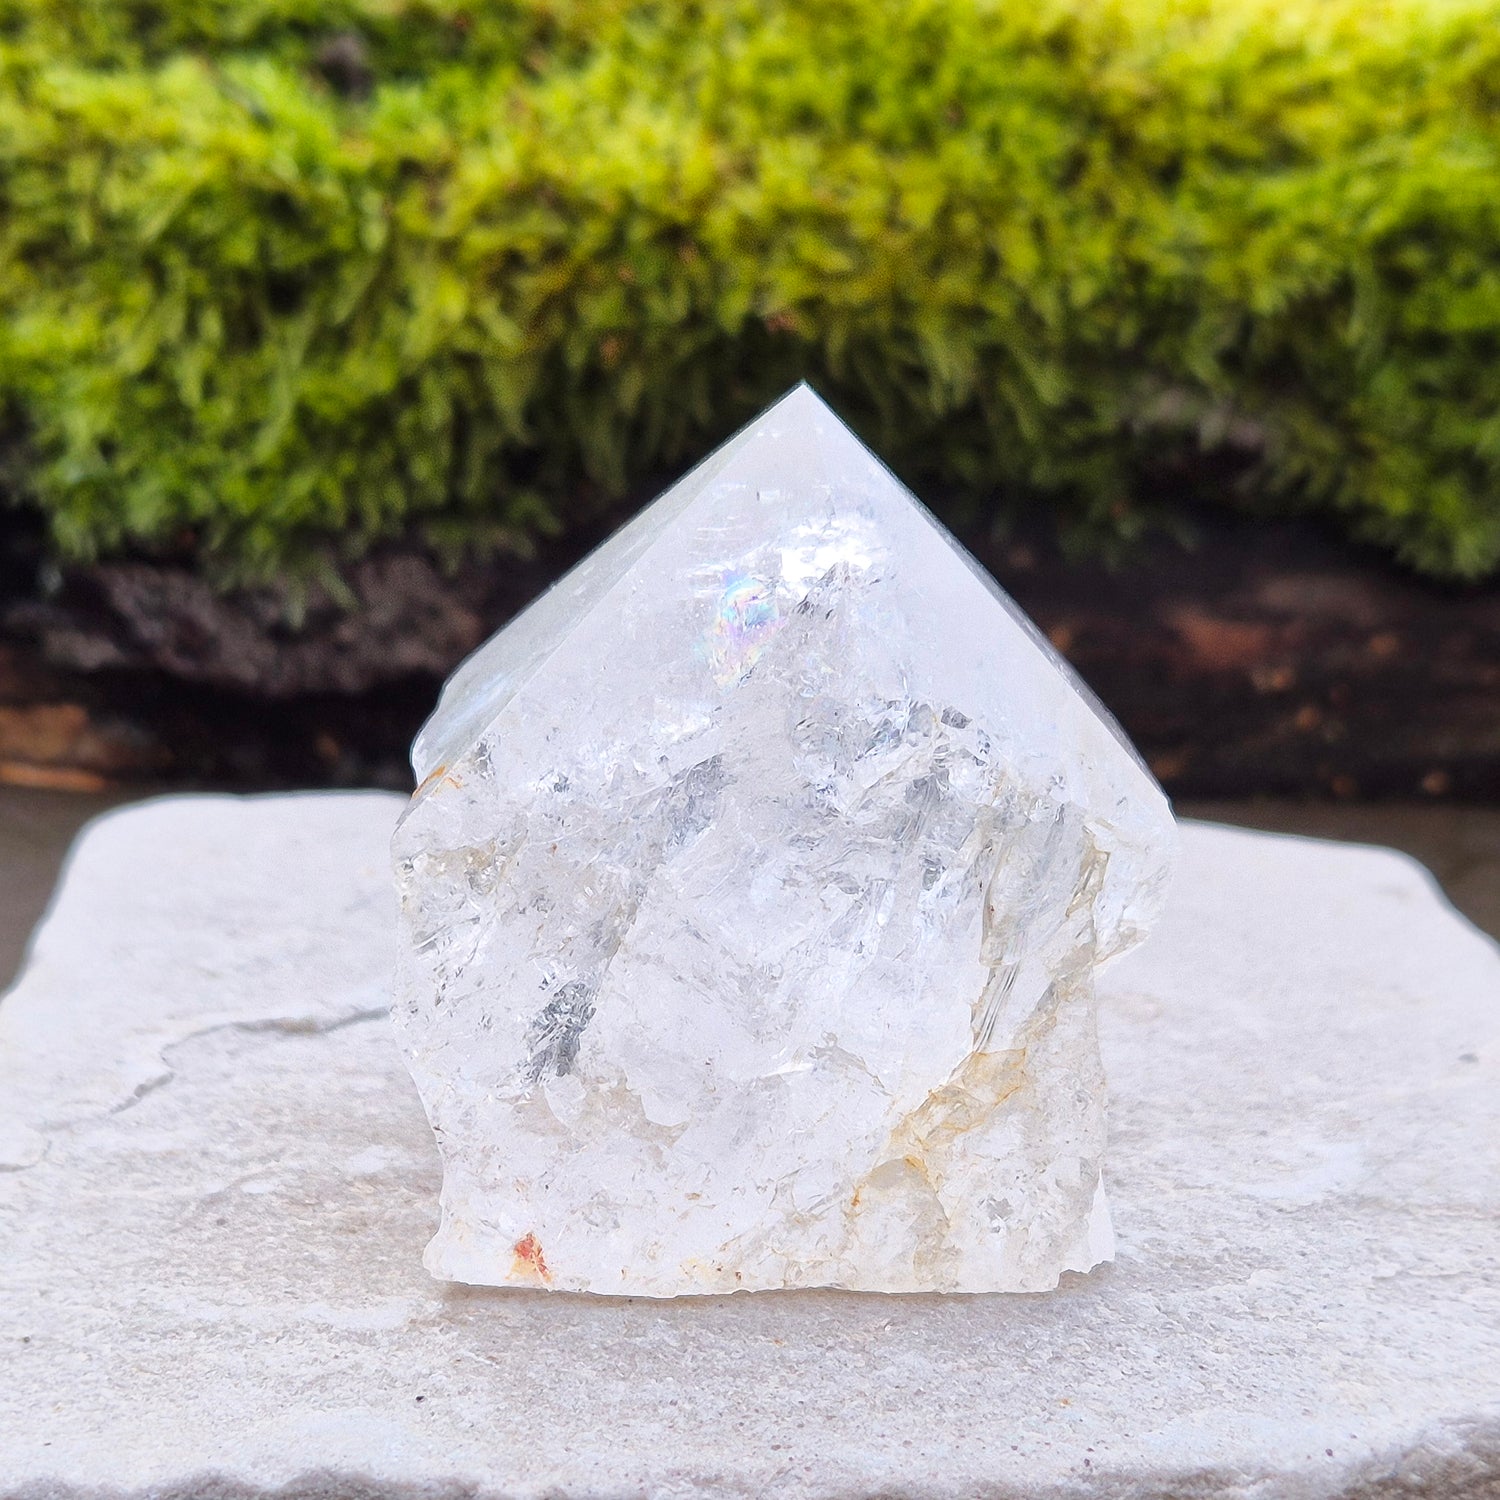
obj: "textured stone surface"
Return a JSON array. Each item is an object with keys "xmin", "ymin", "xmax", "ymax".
[
  {"xmin": 395, "ymin": 385, "xmax": 1175, "ymax": 1296},
  {"xmin": 2, "ymin": 793, "xmax": 1497, "ymax": 1499}
]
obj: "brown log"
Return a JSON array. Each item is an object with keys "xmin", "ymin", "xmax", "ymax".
[{"xmin": 2, "ymin": 510, "xmax": 1497, "ymax": 797}]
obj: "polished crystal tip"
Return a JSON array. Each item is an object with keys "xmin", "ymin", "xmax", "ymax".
[{"xmin": 393, "ymin": 384, "xmax": 1176, "ymax": 1296}]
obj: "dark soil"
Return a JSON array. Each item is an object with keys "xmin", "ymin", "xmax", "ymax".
[{"xmin": 1, "ymin": 502, "xmax": 1497, "ymax": 799}]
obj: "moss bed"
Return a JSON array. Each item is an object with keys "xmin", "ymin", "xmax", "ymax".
[{"xmin": 3, "ymin": 0, "xmax": 1500, "ymax": 579}]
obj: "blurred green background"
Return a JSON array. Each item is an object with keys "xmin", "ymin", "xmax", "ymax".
[{"xmin": 5, "ymin": 0, "xmax": 1500, "ymax": 579}]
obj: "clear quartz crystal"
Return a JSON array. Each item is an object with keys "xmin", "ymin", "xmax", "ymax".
[{"xmin": 392, "ymin": 385, "xmax": 1176, "ymax": 1296}]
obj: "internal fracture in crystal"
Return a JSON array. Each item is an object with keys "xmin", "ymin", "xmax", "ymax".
[{"xmin": 392, "ymin": 384, "xmax": 1176, "ymax": 1296}]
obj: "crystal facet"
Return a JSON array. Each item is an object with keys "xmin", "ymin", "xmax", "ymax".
[{"xmin": 392, "ymin": 385, "xmax": 1176, "ymax": 1296}]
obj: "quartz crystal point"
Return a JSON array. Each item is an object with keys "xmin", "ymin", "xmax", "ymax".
[{"xmin": 392, "ymin": 385, "xmax": 1176, "ymax": 1296}]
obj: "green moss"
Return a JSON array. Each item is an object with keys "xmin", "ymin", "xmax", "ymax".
[{"xmin": 2, "ymin": 0, "xmax": 1500, "ymax": 579}]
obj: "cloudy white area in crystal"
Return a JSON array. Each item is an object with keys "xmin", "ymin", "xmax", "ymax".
[{"xmin": 392, "ymin": 384, "xmax": 1176, "ymax": 1297}]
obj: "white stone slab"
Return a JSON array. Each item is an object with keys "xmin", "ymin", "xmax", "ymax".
[{"xmin": 1, "ymin": 793, "xmax": 1497, "ymax": 1499}]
